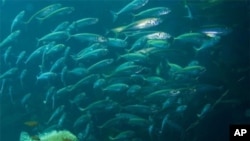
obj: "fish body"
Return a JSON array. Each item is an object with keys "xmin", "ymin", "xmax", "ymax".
[
  {"xmin": 36, "ymin": 6, "xmax": 75, "ymax": 21},
  {"xmin": 71, "ymin": 33, "xmax": 107, "ymax": 43},
  {"xmin": 103, "ymin": 83, "xmax": 129, "ymax": 93},
  {"xmin": 52, "ymin": 21, "xmax": 70, "ymax": 32},
  {"xmin": 127, "ymin": 118, "xmax": 150, "ymax": 128},
  {"xmin": 111, "ymin": 0, "xmax": 149, "ymax": 22},
  {"xmin": 98, "ymin": 116, "xmax": 129, "ymax": 129},
  {"xmin": 134, "ymin": 7, "xmax": 171, "ymax": 19},
  {"xmin": 197, "ymin": 103, "xmax": 211, "ymax": 118},
  {"xmin": 74, "ymin": 48, "xmax": 108, "ymax": 62},
  {"xmin": 198, "ymin": 25, "xmax": 232, "ymax": 37},
  {"xmin": 145, "ymin": 31, "xmax": 171, "ymax": 40},
  {"xmin": 0, "ymin": 67, "xmax": 18, "ymax": 80},
  {"xmin": 79, "ymin": 99, "xmax": 118, "ymax": 112},
  {"xmin": 109, "ymin": 130, "xmax": 135, "ymax": 141},
  {"xmin": 109, "ymin": 64, "xmax": 144, "ymax": 77},
  {"xmin": 16, "ymin": 51, "xmax": 26, "ymax": 65},
  {"xmin": 37, "ymin": 72, "xmax": 57, "ymax": 81},
  {"xmin": 70, "ymin": 92, "xmax": 87, "ymax": 106},
  {"xmin": 174, "ymin": 32, "xmax": 208, "ymax": 45},
  {"xmin": 146, "ymin": 39, "xmax": 170, "ymax": 48},
  {"xmin": 87, "ymin": 58, "xmax": 114, "ymax": 73},
  {"xmin": 93, "ymin": 78, "xmax": 106, "ymax": 89},
  {"xmin": 144, "ymin": 76, "xmax": 166, "ymax": 86},
  {"xmin": 111, "ymin": 18, "xmax": 163, "ymax": 33},
  {"xmin": 50, "ymin": 57, "xmax": 65, "ymax": 72},
  {"xmin": 11, "ymin": 10, "xmax": 25, "ymax": 32},
  {"xmin": 106, "ymin": 38, "xmax": 128, "ymax": 48},
  {"xmin": 37, "ymin": 31, "xmax": 70, "ymax": 46},
  {"xmin": 25, "ymin": 3, "xmax": 62, "ymax": 24},
  {"xmin": 73, "ymin": 113, "xmax": 91, "ymax": 128},
  {"xmin": 67, "ymin": 67, "xmax": 88, "ymax": 78},
  {"xmin": 45, "ymin": 44, "xmax": 66, "ymax": 56},
  {"xmin": 67, "ymin": 18, "xmax": 98, "ymax": 33},
  {"xmin": 124, "ymin": 104, "xmax": 156, "ymax": 115},
  {"xmin": 126, "ymin": 84, "xmax": 141, "ymax": 96},
  {"xmin": 73, "ymin": 74, "xmax": 100, "ymax": 90},
  {"xmin": 46, "ymin": 105, "xmax": 65, "ymax": 124},
  {"xmin": 3, "ymin": 46, "xmax": 12, "ymax": 65},
  {"xmin": 0, "ymin": 30, "xmax": 21, "ymax": 49}
]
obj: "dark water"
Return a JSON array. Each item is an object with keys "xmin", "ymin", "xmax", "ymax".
[{"xmin": 0, "ymin": 0, "xmax": 249, "ymax": 141}]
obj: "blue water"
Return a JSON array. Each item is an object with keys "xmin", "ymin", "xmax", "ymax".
[{"xmin": 0, "ymin": 0, "xmax": 249, "ymax": 141}]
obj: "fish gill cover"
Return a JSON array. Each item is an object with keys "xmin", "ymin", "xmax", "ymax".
[{"xmin": 0, "ymin": 0, "xmax": 249, "ymax": 141}]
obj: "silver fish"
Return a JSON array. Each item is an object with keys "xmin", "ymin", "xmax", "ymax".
[
  {"xmin": 0, "ymin": 30, "xmax": 21, "ymax": 49},
  {"xmin": 11, "ymin": 10, "xmax": 25, "ymax": 32},
  {"xmin": 111, "ymin": 0, "xmax": 149, "ymax": 22}
]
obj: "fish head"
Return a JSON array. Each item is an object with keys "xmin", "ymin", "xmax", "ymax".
[{"xmin": 160, "ymin": 7, "xmax": 171, "ymax": 15}]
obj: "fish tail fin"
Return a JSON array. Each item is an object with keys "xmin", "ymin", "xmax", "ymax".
[{"xmin": 110, "ymin": 11, "xmax": 118, "ymax": 22}]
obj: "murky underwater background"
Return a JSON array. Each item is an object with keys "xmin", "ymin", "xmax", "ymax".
[{"xmin": 0, "ymin": 0, "xmax": 249, "ymax": 141}]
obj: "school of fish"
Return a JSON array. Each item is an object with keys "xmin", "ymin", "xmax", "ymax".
[{"xmin": 0, "ymin": 0, "xmax": 233, "ymax": 141}]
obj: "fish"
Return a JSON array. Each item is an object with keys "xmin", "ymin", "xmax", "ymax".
[
  {"xmin": 50, "ymin": 57, "xmax": 65, "ymax": 72},
  {"xmin": 79, "ymin": 98, "xmax": 119, "ymax": 112},
  {"xmin": 46, "ymin": 105, "xmax": 65, "ymax": 124},
  {"xmin": 67, "ymin": 67, "xmax": 88, "ymax": 78},
  {"xmin": 69, "ymin": 92, "xmax": 87, "ymax": 106},
  {"xmin": 19, "ymin": 69, "xmax": 27, "ymax": 89},
  {"xmin": 87, "ymin": 58, "xmax": 114, "ymax": 73},
  {"xmin": 25, "ymin": 3, "xmax": 63, "ymax": 24},
  {"xmin": 0, "ymin": 67, "xmax": 18, "ymax": 80},
  {"xmin": 128, "ymin": 36, "xmax": 148, "ymax": 52},
  {"xmin": 71, "ymin": 33, "xmax": 107, "ymax": 43},
  {"xmin": 0, "ymin": 30, "xmax": 21, "ymax": 49},
  {"xmin": 159, "ymin": 114, "xmax": 183, "ymax": 134},
  {"xmin": 197, "ymin": 103, "xmax": 211, "ymax": 118},
  {"xmin": 106, "ymin": 38, "xmax": 128, "ymax": 48},
  {"xmin": 123, "ymin": 104, "xmax": 157, "ymax": 115},
  {"xmin": 98, "ymin": 116, "xmax": 129, "ymax": 129},
  {"xmin": 36, "ymin": 6, "xmax": 75, "ymax": 22},
  {"xmin": 146, "ymin": 39, "xmax": 170, "ymax": 48},
  {"xmin": 73, "ymin": 48, "xmax": 109, "ymax": 62},
  {"xmin": 52, "ymin": 21, "xmax": 70, "ymax": 32},
  {"xmin": 127, "ymin": 117, "xmax": 151, "ymax": 128},
  {"xmin": 43, "ymin": 86, "xmax": 56, "ymax": 105},
  {"xmin": 109, "ymin": 130, "xmax": 135, "ymax": 140},
  {"xmin": 3, "ymin": 46, "xmax": 12, "ymax": 65},
  {"xmin": 16, "ymin": 51, "xmax": 26, "ymax": 65},
  {"xmin": 36, "ymin": 72, "xmax": 57, "ymax": 81},
  {"xmin": 119, "ymin": 52, "xmax": 149, "ymax": 64},
  {"xmin": 103, "ymin": 83, "xmax": 129, "ymax": 93},
  {"xmin": 37, "ymin": 31, "xmax": 70, "ymax": 47},
  {"xmin": 111, "ymin": 18, "xmax": 163, "ymax": 33},
  {"xmin": 73, "ymin": 113, "xmax": 91, "ymax": 128},
  {"xmin": 126, "ymin": 84, "xmax": 141, "ymax": 97},
  {"xmin": 93, "ymin": 78, "xmax": 106, "ymax": 89},
  {"xmin": 67, "ymin": 18, "xmax": 99, "ymax": 33},
  {"xmin": 133, "ymin": 7, "xmax": 171, "ymax": 19},
  {"xmin": 45, "ymin": 44, "xmax": 66, "ymax": 56},
  {"xmin": 144, "ymin": 31, "xmax": 172, "ymax": 40},
  {"xmin": 10, "ymin": 10, "xmax": 25, "ymax": 32},
  {"xmin": 24, "ymin": 120, "xmax": 39, "ymax": 127},
  {"xmin": 73, "ymin": 74, "xmax": 100, "ymax": 91},
  {"xmin": 111, "ymin": 0, "xmax": 149, "ymax": 22},
  {"xmin": 184, "ymin": 4, "xmax": 193, "ymax": 20},
  {"xmin": 198, "ymin": 25, "xmax": 232, "ymax": 37}
]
